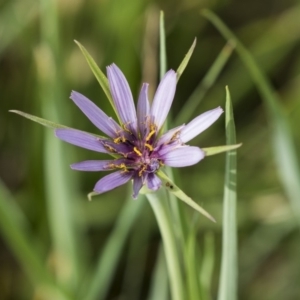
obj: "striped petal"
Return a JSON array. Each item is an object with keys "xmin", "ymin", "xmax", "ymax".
[
  {"xmin": 137, "ymin": 83, "xmax": 150, "ymax": 135},
  {"xmin": 107, "ymin": 64, "xmax": 138, "ymax": 134},
  {"xmin": 151, "ymin": 70, "xmax": 177, "ymax": 131},
  {"xmin": 70, "ymin": 91, "xmax": 121, "ymax": 138},
  {"xmin": 180, "ymin": 107, "xmax": 223, "ymax": 143},
  {"xmin": 161, "ymin": 146, "xmax": 205, "ymax": 167},
  {"xmin": 55, "ymin": 128, "xmax": 108, "ymax": 153},
  {"xmin": 147, "ymin": 173, "xmax": 161, "ymax": 191},
  {"xmin": 132, "ymin": 174, "xmax": 143, "ymax": 199},
  {"xmin": 71, "ymin": 158, "xmax": 126, "ymax": 171},
  {"xmin": 156, "ymin": 125, "xmax": 184, "ymax": 147},
  {"xmin": 94, "ymin": 171, "xmax": 133, "ymax": 194}
]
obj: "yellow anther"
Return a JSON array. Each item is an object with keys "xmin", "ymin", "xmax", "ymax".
[
  {"xmin": 113, "ymin": 137, "xmax": 122, "ymax": 144},
  {"xmin": 146, "ymin": 129, "xmax": 156, "ymax": 142},
  {"xmin": 138, "ymin": 165, "xmax": 147, "ymax": 177},
  {"xmin": 133, "ymin": 147, "xmax": 142, "ymax": 156},
  {"xmin": 159, "ymin": 160, "xmax": 164, "ymax": 167},
  {"xmin": 122, "ymin": 123, "xmax": 132, "ymax": 134},
  {"xmin": 145, "ymin": 143, "xmax": 153, "ymax": 151},
  {"xmin": 104, "ymin": 145, "xmax": 116, "ymax": 153},
  {"xmin": 170, "ymin": 130, "xmax": 181, "ymax": 142}
]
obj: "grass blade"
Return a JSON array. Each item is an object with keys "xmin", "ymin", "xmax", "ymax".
[
  {"xmin": 84, "ymin": 198, "xmax": 144, "ymax": 300},
  {"xmin": 200, "ymin": 232, "xmax": 215, "ymax": 300},
  {"xmin": 217, "ymin": 86, "xmax": 238, "ymax": 300},
  {"xmin": 176, "ymin": 38, "xmax": 197, "ymax": 82},
  {"xmin": 175, "ymin": 41, "xmax": 234, "ymax": 125},
  {"xmin": 147, "ymin": 245, "xmax": 169, "ymax": 300},
  {"xmin": 74, "ymin": 40, "xmax": 119, "ymax": 120},
  {"xmin": 159, "ymin": 11, "xmax": 167, "ymax": 79},
  {"xmin": 147, "ymin": 191, "xmax": 185, "ymax": 300},
  {"xmin": 38, "ymin": 0, "xmax": 81, "ymax": 290},
  {"xmin": 203, "ymin": 9, "xmax": 300, "ymax": 226}
]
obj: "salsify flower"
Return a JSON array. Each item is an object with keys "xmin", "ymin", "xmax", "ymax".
[{"xmin": 55, "ymin": 64, "xmax": 223, "ymax": 199}]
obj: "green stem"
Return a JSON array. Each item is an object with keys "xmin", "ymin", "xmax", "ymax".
[{"xmin": 147, "ymin": 193, "xmax": 185, "ymax": 300}]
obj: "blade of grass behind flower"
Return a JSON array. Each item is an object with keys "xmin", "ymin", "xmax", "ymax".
[
  {"xmin": 38, "ymin": 0, "xmax": 81, "ymax": 290},
  {"xmin": 0, "ymin": 181, "xmax": 72, "ymax": 299},
  {"xmin": 203, "ymin": 9, "xmax": 300, "ymax": 226},
  {"xmin": 84, "ymin": 197, "xmax": 144, "ymax": 300},
  {"xmin": 176, "ymin": 38, "xmax": 197, "ymax": 82},
  {"xmin": 147, "ymin": 244, "xmax": 169, "ymax": 300},
  {"xmin": 174, "ymin": 41, "xmax": 234, "ymax": 126},
  {"xmin": 159, "ymin": 11, "xmax": 167, "ymax": 79},
  {"xmin": 200, "ymin": 232, "xmax": 215, "ymax": 300},
  {"xmin": 147, "ymin": 191, "xmax": 185, "ymax": 300},
  {"xmin": 217, "ymin": 86, "xmax": 238, "ymax": 300}
]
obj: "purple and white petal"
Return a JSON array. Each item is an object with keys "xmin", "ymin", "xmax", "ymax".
[
  {"xmin": 71, "ymin": 158, "xmax": 126, "ymax": 171},
  {"xmin": 161, "ymin": 146, "xmax": 205, "ymax": 167},
  {"xmin": 147, "ymin": 173, "xmax": 161, "ymax": 191},
  {"xmin": 70, "ymin": 91, "xmax": 121, "ymax": 138},
  {"xmin": 180, "ymin": 107, "xmax": 223, "ymax": 143},
  {"xmin": 94, "ymin": 171, "xmax": 133, "ymax": 194},
  {"xmin": 137, "ymin": 83, "xmax": 150, "ymax": 135},
  {"xmin": 132, "ymin": 174, "xmax": 143, "ymax": 199},
  {"xmin": 55, "ymin": 128, "xmax": 108, "ymax": 153},
  {"xmin": 150, "ymin": 70, "xmax": 177, "ymax": 131},
  {"xmin": 107, "ymin": 64, "xmax": 138, "ymax": 134},
  {"xmin": 156, "ymin": 125, "xmax": 185, "ymax": 147},
  {"xmin": 101, "ymin": 139, "xmax": 132, "ymax": 156}
]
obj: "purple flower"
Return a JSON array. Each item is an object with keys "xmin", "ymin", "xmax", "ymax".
[{"xmin": 55, "ymin": 64, "xmax": 223, "ymax": 198}]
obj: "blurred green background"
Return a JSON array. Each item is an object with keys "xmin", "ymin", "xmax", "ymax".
[{"xmin": 1, "ymin": 0, "xmax": 300, "ymax": 299}]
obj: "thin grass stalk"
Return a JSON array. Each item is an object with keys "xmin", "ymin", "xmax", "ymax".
[
  {"xmin": 84, "ymin": 197, "xmax": 145, "ymax": 300},
  {"xmin": 147, "ymin": 192, "xmax": 185, "ymax": 300},
  {"xmin": 174, "ymin": 41, "xmax": 234, "ymax": 126},
  {"xmin": 38, "ymin": 0, "xmax": 81, "ymax": 289},
  {"xmin": 217, "ymin": 87, "xmax": 238, "ymax": 300},
  {"xmin": 147, "ymin": 245, "xmax": 169, "ymax": 300},
  {"xmin": 203, "ymin": 9, "xmax": 300, "ymax": 227}
]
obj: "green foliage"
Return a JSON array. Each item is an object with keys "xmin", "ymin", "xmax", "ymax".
[{"xmin": 1, "ymin": 1, "xmax": 300, "ymax": 300}]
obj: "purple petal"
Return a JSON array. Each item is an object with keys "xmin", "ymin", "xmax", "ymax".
[
  {"xmin": 71, "ymin": 158, "xmax": 126, "ymax": 171},
  {"xmin": 137, "ymin": 83, "xmax": 150, "ymax": 135},
  {"xmin": 55, "ymin": 128, "xmax": 108, "ymax": 153},
  {"xmin": 94, "ymin": 171, "xmax": 133, "ymax": 194},
  {"xmin": 132, "ymin": 174, "xmax": 143, "ymax": 199},
  {"xmin": 151, "ymin": 70, "xmax": 177, "ymax": 131},
  {"xmin": 161, "ymin": 146, "xmax": 205, "ymax": 167},
  {"xmin": 147, "ymin": 173, "xmax": 161, "ymax": 191},
  {"xmin": 70, "ymin": 91, "xmax": 121, "ymax": 138},
  {"xmin": 180, "ymin": 107, "xmax": 223, "ymax": 143},
  {"xmin": 107, "ymin": 64, "xmax": 138, "ymax": 134},
  {"xmin": 156, "ymin": 125, "xmax": 185, "ymax": 147}
]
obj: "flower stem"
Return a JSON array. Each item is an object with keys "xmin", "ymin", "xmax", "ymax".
[{"xmin": 147, "ymin": 192, "xmax": 185, "ymax": 300}]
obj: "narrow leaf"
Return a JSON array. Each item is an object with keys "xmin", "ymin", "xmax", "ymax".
[
  {"xmin": 174, "ymin": 41, "xmax": 234, "ymax": 125},
  {"xmin": 74, "ymin": 40, "xmax": 120, "ymax": 120},
  {"xmin": 10, "ymin": 110, "xmax": 105, "ymax": 139},
  {"xmin": 10, "ymin": 110, "xmax": 70, "ymax": 129},
  {"xmin": 84, "ymin": 198, "xmax": 145, "ymax": 300},
  {"xmin": 159, "ymin": 11, "xmax": 167, "ymax": 79},
  {"xmin": 203, "ymin": 9, "xmax": 300, "ymax": 226},
  {"xmin": 203, "ymin": 144, "xmax": 242, "ymax": 156},
  {"xmin": 157, "ymin": 170, "xmax": 216, "ymax": 222},
  {"xmin": 176, "ymin": 38, "xmax": 197, "ymax": 82},
  {"xmin": 218, "ymin": 86, "xmax": 238, "ymax": 300}
]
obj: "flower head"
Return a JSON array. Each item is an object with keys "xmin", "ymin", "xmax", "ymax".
[{"xmin": 55, "ymin": 64, "xmax": 223, "ymax": 198}]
